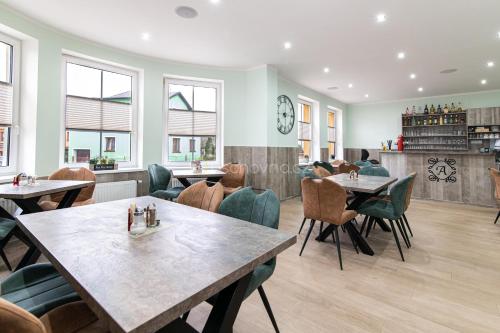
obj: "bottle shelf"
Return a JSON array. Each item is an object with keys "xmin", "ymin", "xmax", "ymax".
[
  {"xmin": 403, "ymin": 124, "xmax": 466, "ymax": 128},
  {"xmin": 404, "ymin": 135, "xmax": 467, "ymax": 138},
  {"xmin": 402, "ymin": 112, "xmax": 467, "ymax": 118}
]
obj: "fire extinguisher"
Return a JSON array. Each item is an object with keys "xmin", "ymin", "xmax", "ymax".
[{"xmin": 397, "ymin": 134, "xmax": 404, "ymax": 151}]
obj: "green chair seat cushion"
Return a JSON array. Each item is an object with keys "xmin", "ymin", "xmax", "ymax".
[
  {"xmin": 0, "ymin": 218, "xmax": 16, "ymax": 239},
  {"xmin": 244, "ymin": 260, "xmax": 275, "ymax": 298},
  {"xmin": 0, "ymin": 263, "xmax": 79, "ymax": 317},
  {"xmin": 354, "ymin": 160, "xmax": 373, "ymax": 167},
  {"xmin": 357, "ymin": 199, "xmax": 399, "ymax": 220},
  {"xmin": 150, "ymin": 187, "xmax": 184, "ymax": 200},
  {"xmin": 358, "ymin": 166, "xmax": 390, "ymax": 177}
]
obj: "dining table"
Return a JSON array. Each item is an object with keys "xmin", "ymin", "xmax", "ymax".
[
  {"xmin": 0, "ymin": 179, "xmax": 95, "ymax": 270},
  {"xmin": 316, "ymin": 173, "xmax": 398, "ymax": 255},
  {"xmin": 15, "ymin": 196, "xmax": 296, "ymax": 333},
  {"xmin": 172, "ymin": 169, "xmax": 226, "ymax": 188}
]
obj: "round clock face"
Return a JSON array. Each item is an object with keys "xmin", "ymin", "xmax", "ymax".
[{"xmin": 277, "ymin": 95, "xmax": 295, "ymax": 134}]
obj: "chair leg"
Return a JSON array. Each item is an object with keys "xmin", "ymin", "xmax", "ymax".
[
  {"xmin": 181, "ymin": 311, "xmax": 190, "ymax": 321},
  {"xmin": 298, "ymin": 217, "xmax": 307, "ymax": 234},
  {"xmin": 365, "ymin": 217, "xmax": 374, "ymax": 238},
  {"xmin": 0, "ymin": 248, "xmax": 12, "ymax": 271},
  {"xmin": 348, "ymin": 221, "xmax": 359, "ymax": 254},
  {"xmin": 320, "ymin": 221, "xmax": 324, "ymax": 235},
  {"xmin": 396, "ymin": 218, "xmax": 411, "ymax": 248},
  {"xmin": 359, "ymin": 215, "xmax": 369, "ymax": 235},
  {"xmin": 399, "ymin": 218, "xmax": 411, "ymax": 248},
  {"xmin": 389, "ymin": 220, "xmax": 405, "ymax": 262},
  {"xmin": 495, "ymin": 211, "xmax": 500, "ymax": 224},
  {"xmin": 334, "ymin": 226, "xmax": 343, "ymax": 270},
  {"xmin": 402, "ymin": 213, "xmax": 413, "ymax": 236},
  {"xmin": 299, "ymin": 220, "xmax": 316, "ymax": 256},
  {"xmin": 258, "ymin": 286, "xmax": 280, "ymax": 333}
]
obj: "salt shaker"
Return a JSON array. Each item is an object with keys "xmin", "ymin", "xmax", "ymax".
[{"xmin": 130, "ymin": 208, "xmax": 147, "ymax": 235}]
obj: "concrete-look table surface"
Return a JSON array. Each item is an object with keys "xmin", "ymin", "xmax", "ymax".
[
  {"xmin": 16, "ymin": 196, "xmax": 296, "ymax": 333},
  {"xmin": 325, "ymin": 173, "xmax": 397, "ymax": 193},
  {"xmin": 0, "ymin": 180, "xmax": 95, "ymax": 199}
]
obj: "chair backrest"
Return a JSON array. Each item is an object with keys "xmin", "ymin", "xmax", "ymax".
[
  {"xmin": 313, "ymin": 161, "xmax": 335, "ymax": 174},
  {"xmin": 489, "ymin": 168, "xmax": 500, "ymax": 200},
  {"xmin": 331, "ymin": 159, "xmax": 345, "ymax": 167},
  {"xmin": 177, "ymin": 181, "xmax": 224, "ymax": 213},
  {"xmin": 313, "ymin": 165, "xmax": 332, "ymax": 178},
  {"xmin": 48, "ymin": 168, "xmax": 96, "ymax": 203},
  {"xmin": 220, "ymin": 163, "xmax": 246, "ymax": 188},
  {"xmin": 300, "ymin": 168, "xmax": 319, "ymax": 179},
  {"xmin": 337, "ymin": 163, "xmax": 360, "ymax": 174},
  {"xmin": 358, "ymin": 166, "xmax": 390, "ymax": 177},
  {"xmin": 353, "ymin": 160, "xmax": 373, "ymax": 167},
  {"xmin": 301, "ymin": 178, "xmax": 347, "ymax": 225},
  {"xmin": 148, "ymin": 164, "xmax": 172, "ymax": 193},
  {"xmin": 361, "ymin": 149, "xmax": 370, "ymax": 161},
  {"xmin": 404, "ymin": 172, "xmax": 417, "ymax": 211},
  {"xmin": 389, "ymin": 175, "xmax": 414, "ymax": 217},
  {"xmin": 0, "ymin": 298, "xmax": 46, "ymax": 333}
]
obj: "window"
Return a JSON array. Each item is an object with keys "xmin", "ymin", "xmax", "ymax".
[
  {"xmin": 63, "ymin": 55, "xmax": 138, "ymax": 166},
  {"xmin": 328, "ymin": 111, "xmax": 336, "ymax": 159},
  {"xmin": 0, "ymin": 33, "xmax": 19, "ymax": 174},
  {"xmin": 164, "ymin": 78, "xmax": 222, "ymax": 166},
  {"xmin": 298, "ymin": 101, "xmax": 312, "ymax": 163}
]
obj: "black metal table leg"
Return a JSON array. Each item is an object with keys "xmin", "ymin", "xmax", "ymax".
[
  {"xmin": 177, "ymin": 177, "xmax": 193, "ymax": 188},
  {"xmin": 57, "ymin": 188, "xmax": 82, "ymax": 209},
  {"xmin": 374, "ymin": 217, "xmax": 391, "ymax": 232},
  {"xmin": 0, "ymin": 205, "xmax": 14, "ymax": 219},
  {"xmin": 13, "ymin": 197, "xmax": 43, "ymax": 214}
]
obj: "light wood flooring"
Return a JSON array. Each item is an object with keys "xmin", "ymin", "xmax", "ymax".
[{"xmin": 2, "ymin": 198, "xmax": 500, "ymax": 332}]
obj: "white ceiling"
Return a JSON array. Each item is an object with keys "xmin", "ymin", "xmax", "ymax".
[{"xmin": 2, "ymin": 0, "xmax": 500, "ymax": 104}]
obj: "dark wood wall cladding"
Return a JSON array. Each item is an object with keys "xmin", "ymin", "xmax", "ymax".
[
  {"xmin": 380, "ymin": 151, "xmax": 496, "ymax": 207},
  {"xmin": 320, "ymin": 148, "xmax": 329, "ymax": 162},
  {"xmin": 343, "ymin": 148, "xmax": 380, "ymax": 162},
  {"xmin": 225, "ymin": 146, "xmax": 301, "ymax": 200}
]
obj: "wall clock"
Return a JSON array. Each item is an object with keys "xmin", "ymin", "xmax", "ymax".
[{"xmin": 277, "ymin": 95, "xmax": 295, "ymax": 134}]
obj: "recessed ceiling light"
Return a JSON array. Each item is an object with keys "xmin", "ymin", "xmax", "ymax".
[
  {"xmin": 323, "ymin": 67, "xmax": 330, "ymax": 73},
  {"xmin": 283, "ymin": 41, "xmax": 292, "ymax": 50},
  {"xmin": 141, "ymin": 32, "xmax": 150, "ymax": 41},
  {"xmin": 365, "ymin": 94, "xmax": 369, "ymax": 98},
  {"xmin": 397, "ymin": 52, "xmax": 405, "ymax": 59},
  {"xmin": 210, "ymin": 0, "xmax": 221, "ymax": 4},
  {"xmin": 418, "ymin": 87, "xmax": 423, "ymax": 92},
  {"xmin": 497, "ymin": 31, "xmax": 500, "ymax": 39},
  {"xmin": 410, "ymin": 73, "xmax": 416, "ymax": 79},
  {"xmin": 440, "ymin": 68, "xmax": 458, "ymax": 74},
  {"xmin": 327, "ymin": 86, "xmax": 339, "ymax": 90},
  {"xmin": 376, "ymin": 13, "xmax": 386, "ymax": 23},
  {"xmin": 481, "ymin": 79, "xmax": 487, "ymax": 85},
  {"xmin": 348, "ymin": 83, "xmax": 353, "ymax": 88},
  {"xmin": 175, "ymin": 6, "xmax": 198, "ymax": 19},
  {"xmin": 487, "ymin": 61, "xmax": 495, "ymax": 67}
]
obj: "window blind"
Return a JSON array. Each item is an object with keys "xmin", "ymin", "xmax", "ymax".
[
  {"xmin": 328, "ymin": 127, "xmax": 336, "ymax": 142},
  {"xmin": 0, "ymin": 82, "xmax": 13, "ymax": 127},
  {"xmin": 298, "ymin": 121, "xmax": 311, "ymax": 141},
  {"xmin": 65, "ymin": 95, "xmax": 132, "ymax": 132},
  {"xmin": 167, "ymin": 110, "xmax": 217, "ymax": 136}
]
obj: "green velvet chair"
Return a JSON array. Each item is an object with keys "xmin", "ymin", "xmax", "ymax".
[
  {"xmin": 357, "ymin": 175, "xmax": 413, "ymax": 261},
  {"xmin": 358, "ymin": 165, "xmax": 390, "ymax": 177},
  {"xmin": 1, "ymin": 263, "xmax": 80, "ymax": 317},
  {"xmin": 218, "ymin": 187, "xmax": 282, "ymax": 332},
  {"xmin": 353, "ymin": 160, "xmax": 373, "ymax": 167},
  {"xmin": 313, "ymin": 161, "xmax": 335, "ymax": 174},
  {"xmin": 148, "ymin": 164, "xmax": 184, "ymax": 201},
  {"xmin": 0, "ymin": 218, "xmax": 17, "ymax": 271}
]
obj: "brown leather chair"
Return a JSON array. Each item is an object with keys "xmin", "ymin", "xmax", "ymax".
[
  {"xmin": 0, "ymin": 298, "xmax": 107, "ymax": 333},
  {"xmin": 177, "ymin": 181, "xmax": 224, "ymax": 213},
  {"xmin": 337, "ymin": 163, "xmax": 360, "ymax": 174},
  {"xmin": 39, "ymin": 168, "xmax": 96, "ymax": 211},
  {"xmin": 489, "ymin": 168, "xmax": 500, "ymax": 224},
  {"xmin": 299, "ymin": 178, "xmax": 358, "ymax": 270},
  {"xmin": 220, "ymin": 163, "xmax": 246, "ymax": 196}
]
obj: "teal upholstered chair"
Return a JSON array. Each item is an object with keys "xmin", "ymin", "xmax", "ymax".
[
  {"xmin": 358, "ymin": 165, "xmax": 390, "ymax": 177},
  {"xmin": 218, "ymin": 187, "xmax": 281, "ymax": 332},
  {"xmin": 313, "ymin": 161, "xmax": 335, "ymax": 174},
  {"xmin": 353, "ymin": 160, "xmax": 373, "ymax": 167},
  {"xmin": 0, "ymin": 263, "xmax": 80, "ymax": 317},
  {"xmin": 357, "ymin": 175, "xmax": 413, "ymax": 261},
  {"xmin": 0, "ymin": 218, "xmax": 17, "ymax": 271},
  {"xmin": 148, "ymin": 164, "xmax": 184, "ymax": 201}
]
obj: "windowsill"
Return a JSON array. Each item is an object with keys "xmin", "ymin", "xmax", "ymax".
[
  {"xmin": 92, "ymin": 167, "xmax": 146, "ymax": 175},
  {"xmin": 0, "ymin": 174, "xmax": 16, "ymax": 184}
]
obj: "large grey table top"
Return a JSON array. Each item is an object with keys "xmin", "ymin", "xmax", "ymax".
[
  {"xmin": 325, "ymin": 173, "xmax": 397, "ymax": 193},
  {"xmin": 16, "ymin": 196, "xmax": 295, "ymax": 333},
  {"xmin": 172, "ymin": 169, "xmax": 226, "ymax": 178},
  {"xmin": 0, "ymin": 180, "xmax": 95, "ymax": 199}
]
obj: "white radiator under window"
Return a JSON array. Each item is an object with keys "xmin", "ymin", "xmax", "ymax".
[{"xmin": 93, "ymin": 180, "xmax": 137, "ymax": 203}]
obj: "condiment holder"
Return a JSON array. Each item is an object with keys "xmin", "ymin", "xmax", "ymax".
[{"xmin": 128, "ymin": 202, "xmax": 160, "ymax": 236}]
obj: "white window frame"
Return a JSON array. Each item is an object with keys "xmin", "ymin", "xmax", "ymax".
[
  {"xmin": 163, "ymin": 76, "xmax": 223, "ymax": 169},
  {"xmin": 328, "ymin": 105, "xmax": 343, "ymax": 161},
  {"xmin": 0, "ymin": 32, "xmax": 20, "ymax": 176},
  {"xmin": 298, "ymin": 99, "xmax": 313, "ymax": 163},
  {"xmin": 60, "ymin": 54, "xmax": 139, "ymax": 168},
  {"xmin": 327, "ymin": 110, "xmax": 336, "ymax": 160}
]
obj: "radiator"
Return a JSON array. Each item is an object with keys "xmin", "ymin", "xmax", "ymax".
[{"xmin": 93, "ymin": 180, "xmax": 137, "ymax": 203}]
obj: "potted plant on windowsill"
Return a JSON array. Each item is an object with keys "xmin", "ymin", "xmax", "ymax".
[{"xmin": 89, "ymin": 156, "xmax": 118, "ymax": 171}]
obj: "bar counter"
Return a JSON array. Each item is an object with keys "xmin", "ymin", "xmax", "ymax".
[{"xmin": 379, "ymin": 150, "xmax": 497, "ymax": 207}]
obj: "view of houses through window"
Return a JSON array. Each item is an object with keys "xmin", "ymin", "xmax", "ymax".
[{"xmin": 298, "ymin": 100, "xmax": 312, "ymax": 163}]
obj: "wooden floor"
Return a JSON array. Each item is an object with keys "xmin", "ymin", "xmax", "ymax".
[{"xmin": 2, "ymin": 198, "xmax": 500, "ymax": 332}]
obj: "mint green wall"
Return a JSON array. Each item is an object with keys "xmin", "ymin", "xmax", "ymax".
[
  {"xmin": 345, "ymin": 90, "xmax": 500, "ymax": 149},
  {"xmin": 274, "ymin": 76, "xmax": 345, "ymax": 148}
]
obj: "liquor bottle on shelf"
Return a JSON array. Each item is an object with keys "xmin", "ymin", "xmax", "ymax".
[
  {"xmin": 411, "ymin": 116, "xmax": 416, "ymax": 126},
  {"xmin": 444, "ymin": 114, "xmax": 448, "ymax": 124},
  {"xmin": 439, "ymin": 114, "xmax": 443, "ymax": 125},
  {"xmin": 423, "ymin": 118, "xmax": 427, "ymax": 126},
  {"xmin": 412, "ymin": 105, "xmax": 416, "ymax": 114},
  {"xmin": 450, "ymin": 102, "xmax": 456, "ymax": 112},
  {"xmin": 405, "ymin": 107, "xmax": 409, "ymax": 115},
  {"xmin": 444, "ymin": 104, "xmax": 449, "ymax": 114},
  {"xmin": 437, "ymin": 104, "xmax": 442, "ymax": 114},
  {"xmin": 457, "ymin": 102, "xmax": 463, "ymax": 112},
  {"xmin": 434, "ymin": 116, "xmax": 438, "ymax": 125},
  {"xmin": 430, "ymin": 104, "xmax": 436, "ymax": 114},
  {"xmin": 424, "ymin": 104, "xmax": 429, "ymax": 114}
]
